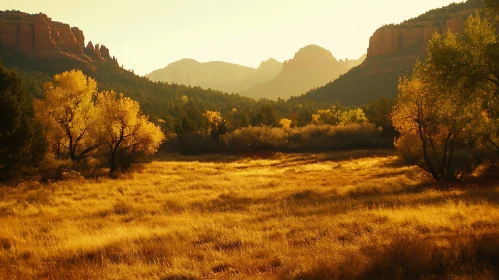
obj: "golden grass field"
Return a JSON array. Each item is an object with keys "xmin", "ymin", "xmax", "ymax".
[{"xmin": 0, "ymin": 150, "xmax": 498, "ymax": 279}]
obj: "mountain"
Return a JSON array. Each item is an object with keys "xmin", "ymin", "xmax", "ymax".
[
  {"xmin": 240, "ymin": 45, "xmax": 365, "ymax": 100},
  {"xmin": 0, "ymin": 11, "xmax": 258, "ymax": 129},
  {"xmin": 0, "ymin": 11, "xmax": 118, "ymax": 70},
  {"xmin": 146, "ymin": 58, "xmax": 283, "ymax": 94},
  {"xmin": 300, "ymin": 0, "xmax": 483, "ymax": 105}
]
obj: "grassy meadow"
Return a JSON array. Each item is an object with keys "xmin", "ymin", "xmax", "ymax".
[{"xmin": 0, "ymin": 150, "xmax": 498, "ymax": 279}]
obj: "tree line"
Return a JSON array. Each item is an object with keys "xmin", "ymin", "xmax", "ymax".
[
  {"xmin": 0, "ymin": 66, "xmax": 164, "ymax": 181},
  {"xmin": 1, "ymin": 61, "xmax": 396, "ymax": 182}
]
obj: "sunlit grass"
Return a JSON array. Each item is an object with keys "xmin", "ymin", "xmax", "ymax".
[{"xmin": 0, "ymin": 150, "xmax": 498, "ymax": 279}]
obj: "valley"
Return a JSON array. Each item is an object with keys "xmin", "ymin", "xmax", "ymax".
[{"xmin": 1, "ymin": 151, "xmax": 497, "ymax": 279}]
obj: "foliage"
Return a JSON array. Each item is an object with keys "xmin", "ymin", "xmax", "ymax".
[
  {"xmin": 279, "ymin": 118, "xmax": 292, "ymax": 129},
  {"xmin": 35, "ymin": 70, "xmax": 100, "ymax": 161},
  {"xmin": 339, "ymin": 108, "xmax": 368, "ymax": 125},
  {"xmin": 311, "ymin": 108, "xmax": 341, "ymax": 125},
  {"xmin": 392, "ymin": 9, "xmax": 499, "ymax": 181},
  {"xmin": 484, "ymin": 0, "xmax": 499, "ymax": 22},
  {"xmin": 392, "ymin": 60, "xmax": 487, "ymax": 180},
  {"xmin": 426, "ymin": 14, "xmax": 498, "ymax": 95},
  {"xmin": 222, "ymin": 126, "xmax": 289, "ymax": 153},
  {"xmin": 95, "ymin": 91, "xmax": 165, "ymax": 176},
  {"xmin": 203, "ymin": 111, "xmax": 228, "ymax": 142},
  {"xmin": 404, "ymin": 0, "xmax": 482, "ymax": 24},
  {"xmin": 219, "ymin": 123, "xmax": 382, "ymax": 154},
  {"xmin": 0, "ymin": 61, "xmax": 45, "ymax": 181},
  {"xmin": 33, "ymin": 70, "xmax": 163, "ymax": 177}
]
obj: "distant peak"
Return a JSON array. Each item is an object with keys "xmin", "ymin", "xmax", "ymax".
[
  {"xmin": 293, "ymin": 44, "xmax": 336, "ymax": 62},
  {"xmin": 166, "ymin": 58, "xmax": 201, "ymax": 67},
  {"xmin": 299, "ymin": 44, "xmax": 328, "ymax": 51},
  {"xmin": 258, "ymin": 58, "xmax": 281, "ymax": 68},
  {"xmin": 179, "ymin": 58, "xmax": 199, "ymax": 63}
]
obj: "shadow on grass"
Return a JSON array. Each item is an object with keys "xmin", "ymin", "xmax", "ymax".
[
  {"xmin": 279, "ymin": 180, "xmax": 499, "ymax": 219},
  {"xmin": 285, "ymin": 230, "xmax": 499, "ymax": 280},
  {"xmin": 151, "ymin": 149, "xmax": 395, "ymax": 165}
]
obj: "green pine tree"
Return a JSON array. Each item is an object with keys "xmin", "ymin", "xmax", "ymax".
[{"xmin": 0, "ymin": 61, "xmax": 45, "ymax": 182}]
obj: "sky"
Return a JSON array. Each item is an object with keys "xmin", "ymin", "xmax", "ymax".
[{"xmin": 3, "ymin": 0, "xmax": 459, "ymax": 75}]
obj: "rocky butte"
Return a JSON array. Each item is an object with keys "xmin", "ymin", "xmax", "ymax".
[
  {"xmin": 363, "ymin": 8, "xmax": 472, "ymax": 74},
  {"xmin": 241, "ymin": 44, "xmax": 365, "ymax": 100},
  {"xmin": 0, "ymin": 11, "xmax": 118, "ymax": 69},
  {"xmin": 302, "ymin": 0, "xmax": 483, "ymax": 105}
]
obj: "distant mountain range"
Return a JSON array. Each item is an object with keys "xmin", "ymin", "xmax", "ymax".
[
  {"xmin": 147, "ymin": 45, "xmax": 365, "ymax": 100},
  {"xmin": 147, "ymin": 58, "xmax": 283, "ymax": 94},
  {"xmin": 300, "ymin": 0, "xmax": 483, "ymax": 105},
  {"xmin": 0, "ymin": 0, "xmax": 484, "ymax": 112}
]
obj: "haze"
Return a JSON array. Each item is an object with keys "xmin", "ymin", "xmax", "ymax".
[{"xmin": 3, "ymin": 0, "xmax": 458, "ymax": 75}]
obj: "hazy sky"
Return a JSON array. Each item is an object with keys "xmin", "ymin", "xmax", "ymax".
[{"xmin": 3, "ymin": 0, "xmax": 458, "ymax": 75}]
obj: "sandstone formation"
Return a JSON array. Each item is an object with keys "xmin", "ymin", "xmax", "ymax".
[
  {"xmin": 302, "ymin": 0, "xmax": 482, "ymax": 105},
  {"xmin": 364, "ymin": 10, "xmax": 471, "ymax": 72},
  {"xmin": 240, "ymin": 45, "xmax": 365, "ymax": 100},
  {"xmin": 85, "ymin": 41, "xmax": 97, "ymax": 56},
  {"xmin": 0, "ymin": 10, "xmax": 118, "ymax": 66},
  {"xmin": 100, "ymin": 45, "xmax": 111, "ymax": 60}
]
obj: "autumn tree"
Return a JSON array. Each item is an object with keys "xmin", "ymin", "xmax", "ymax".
[
  {"xmin": 427, "ymin": 14, "xmax": 498, "ymax": 97},
  {"xmin": 204, "ymin": 110, "xmax": 228, "ymax": 142},
  {"xmin": 339, "ymin": 108, "xmax": 368, "ymax": 125},
  {"xmin": 426, "ymin": 12, "xmax": 499, "ymax": 152},
  {"xmin": 95, "ymin": 91, "xmax": 165, "ymax": 176},
  {"xmin": 0, "ymin": 62, "xmax": 45, "ymax": 181},
  {"xmin": 392, "ymin": 62, "xmax": 484, "ymax": 180},
  {"xmin": 279, "ymin": 118, "xmax": 292, "ymax": 129},
  {"xmin": 311, "ymin": 107, "xmax": 341, "ymax": 125},
  {"xmin": 35, "ymin": 70, "xmax": 100, "ymax": 161}
]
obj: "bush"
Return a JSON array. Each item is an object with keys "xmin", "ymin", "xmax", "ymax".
[
  {"xmin": 38, "ymin": 154, "xmax": 77, "ymax": 182},
  {"xmin": 177, "ymin": 133, "xmax": 223, "ymax": 155},
  {"xmin": 287, "ymin": 124, "xmax": 383, "ymax": 152},
  {"xmin": 164, "ymin": 123, "xmax": 385, "ymax": 155},
  {"xmin": 395, "ymin": 133, "xmax": 491, "ymax": 180},
  {"xmin": 394, "ymin": 134, "xmax": 423, "ymax": 165},
  {"xmin": 222, "ymin": 126, "xmax": 289, "ymax": 153}
]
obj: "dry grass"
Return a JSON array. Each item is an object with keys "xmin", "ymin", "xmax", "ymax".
[{"xmin": 0, "ymin": 149, "xmax": 498, "ymax": 279}]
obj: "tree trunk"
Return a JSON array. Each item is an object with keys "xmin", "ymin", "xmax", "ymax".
[{"xmin": 416, "ymin": 112, "xmax": 440, "ymax": 180}]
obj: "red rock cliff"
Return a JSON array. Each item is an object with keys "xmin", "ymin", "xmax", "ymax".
[
  {"xmin": 0, "ymin": 11, "xmax": 117, "ymax": 65},
  {"xmin": 364, "ymin": 10, "xmax": 472, "ymax": 71}
]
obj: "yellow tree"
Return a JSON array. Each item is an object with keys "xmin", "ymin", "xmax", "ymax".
[
  {"xmin": 95, "ymin": 91, "xmax": 165, "ymax": 176},
  {"xmin": 426, "ymin": 14, "xmax": 499, "ymax": 155},
  {"xmin": 392, "ymin": 62, "xmax": 482, "ymax": 180},
  {"xmin": 35, "ymin": 70, "xmax": 100, "ymax": 161},
  {"xmin": 203, "ymin": 110, "xmax": 228, "ymax": 142},
  {"xmin": 279, "ymin": 118, "xmax": 292, "ymax": 129},
  {"xmin": 427, "ymin": 14, "xmax": 497, "ymax": 98},
  {"xmin": 339, "ymin": 108, "xmax": 368, "ymax": 125}
]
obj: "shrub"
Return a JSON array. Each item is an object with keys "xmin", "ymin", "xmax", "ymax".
[
  {"xmin": 222, "ymin": 126, "xmax": 289, "ymax": 153},
  {"xmin": 287, "ymin": 124, "xmax": 382, "ymax": 152},
  {"xmin": 38, "ymin": 154, "xmax": 74, "ymax": 182},
  {"xmin": 165, "ymin": 123, "xmax": 385, "ymax": 155}
]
